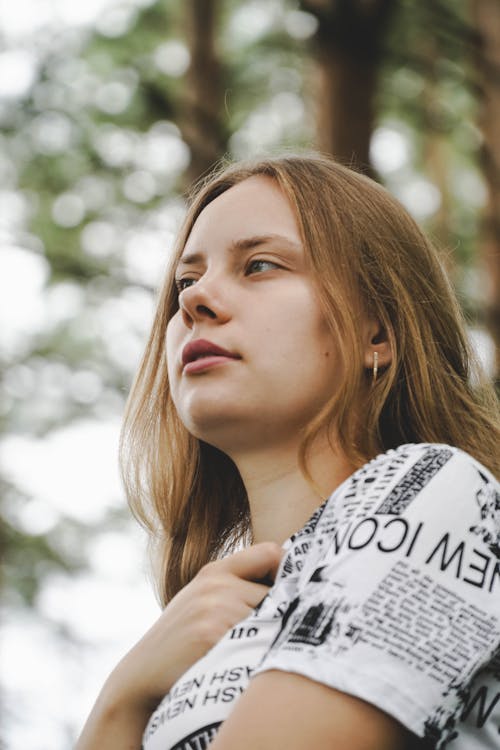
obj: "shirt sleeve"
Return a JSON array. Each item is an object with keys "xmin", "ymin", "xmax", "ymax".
[{"xmin": 253, "ymin": 444, "xmax": 500, "ymax": 748}]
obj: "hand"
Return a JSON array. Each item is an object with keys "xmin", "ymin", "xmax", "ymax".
[{"xmin": 101, "ymin": 541, "xmax": 284, "ymax": 714}]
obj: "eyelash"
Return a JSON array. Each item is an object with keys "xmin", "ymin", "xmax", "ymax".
[
  {"xmin": 175, "ymin": 277, "xmax": 196, "ymax": 293},
  {"xmin": 174, "ymin": 259, "xmax": 280, "ymax": 293},
  {"xmin": 246, "ymin": 259, "xmax": 279, "ymax": 274}
]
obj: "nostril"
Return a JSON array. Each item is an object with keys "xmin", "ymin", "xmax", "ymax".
[{"xmin": 196, "ymin": 304, "xmax": 216, "ymax": 319}]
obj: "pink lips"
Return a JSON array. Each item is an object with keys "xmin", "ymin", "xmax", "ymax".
[{"xmin": 182, "ymin": 339, "xmax": 241, "ymax": 373}]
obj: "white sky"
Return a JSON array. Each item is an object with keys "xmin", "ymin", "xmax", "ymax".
[{"xmin": 0, "ymin": 0, "xmax": 153, "ymax": 39}]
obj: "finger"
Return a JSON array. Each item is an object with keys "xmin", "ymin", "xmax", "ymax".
[
  {"xmin": 222, "ymin": 542, "xmax": 284, "ymax": 583},
  {"xmin": 231, "ymin": 578, "xmax": 274, "ymax": 608}
]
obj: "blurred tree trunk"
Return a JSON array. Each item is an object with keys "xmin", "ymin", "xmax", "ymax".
[
  {"xmin": 471, "ymin": 0, "xmax": 500, "ymax": 386},
  {"xmin": 182, "ymin": 0, "xmax": 227, "ymax": 188},
  {"xmin": 302, "ymin": 0, "xmax": 397, "ymax": 175},
  {"xmin": 420, "ymin": 35, "xmax": 455, "ymax": 279}
]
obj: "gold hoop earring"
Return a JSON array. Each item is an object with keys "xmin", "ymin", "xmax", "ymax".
[{"xmin": 372, "ymin": 351, "xmax": 379, "ymax": 382}]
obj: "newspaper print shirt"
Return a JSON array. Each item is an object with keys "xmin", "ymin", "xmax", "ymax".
[{"xmin": 142, "ymin": 443, "xmax": 500, "ymax": 750}]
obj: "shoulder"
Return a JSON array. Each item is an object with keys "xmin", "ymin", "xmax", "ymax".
[
  {"xmin": 322, "ymin": 442, "xmax": 499, "ymax": 544},
  {"xmin": 258, "ymin": 444, "xmax": 500, "ymax": 746},
  {"xmin": 362, "ymin": 442, "xmax": 496, "ymax": 483},
  {"xmin": 280, "ymin": 442, "xmax": 499, "ymax": 587},
  {"xmin": 334, "ymin": 442, "xmax": 498, "ymax": 512}
]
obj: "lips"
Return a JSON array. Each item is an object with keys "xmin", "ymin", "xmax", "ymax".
[{"xmin": 182, "ymin": 339, "xmax": 241, "ymax": 367}]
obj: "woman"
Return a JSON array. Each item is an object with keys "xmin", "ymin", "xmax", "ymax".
[{"xmin": 76, "ymin": 154, "xmax": 500, "ymax": 750}]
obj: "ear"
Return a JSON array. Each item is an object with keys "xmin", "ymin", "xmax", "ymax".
[{"xmin": 363, "ymin": 320, "xmax": 392, "ymax": 371}]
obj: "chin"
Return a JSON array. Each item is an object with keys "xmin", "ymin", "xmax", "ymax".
[
  {"xmin": 175, "ymin": 391, "xmax": 317, "ymax": 452},
  {"xmin": 187, "ymin": 427, "xmax": 245, "ymax": 455},
  {"xmin": 186, "ymin": 416, "xmax": 302, "ymax": 457},
  {"xmin": 181, "ymin": 406, "xmax": 244, "ymax": 442}
]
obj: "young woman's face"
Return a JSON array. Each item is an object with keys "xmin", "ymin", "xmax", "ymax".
[{"xmin": 166, "ymin": 176, "xmax": 341, "ymax": 454}]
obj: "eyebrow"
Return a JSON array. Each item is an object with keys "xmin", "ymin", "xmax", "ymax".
[{"xmin": 176, "ymin": 234, "xmax": 302, "ymax": 268}]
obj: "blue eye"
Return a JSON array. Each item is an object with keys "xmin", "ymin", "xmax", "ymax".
[{"xmin": 247, "ymin": 259, "xmax": 279, "ymax": 274}]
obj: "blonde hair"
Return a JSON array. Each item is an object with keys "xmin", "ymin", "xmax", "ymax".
[{"xmin": 120, "ymin": 154, "xmax": 500, "ymax": 604}]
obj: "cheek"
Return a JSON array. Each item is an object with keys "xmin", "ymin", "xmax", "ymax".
[
  {"xmin": 310, "ymin": 318, "xmax": 341, "ymax": 387},
  {"xmin": 305, "ymin": 307, "xmax": 339, "ymax": 360},
  {"xmin": 320, "ymin": 328, "xmax": 338, "ymax": 362},
  {"xmin": 165, "ymin": 315, "xmax": 182, "ymax": 379}
]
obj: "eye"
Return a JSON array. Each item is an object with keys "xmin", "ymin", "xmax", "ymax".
[
  {"xmin": 175, "ymin": 277, "xmax": 197, "ymax": 293},
  {"xmin": 246, "ymin": 259, "xmax": 280, "ymax": 275}
]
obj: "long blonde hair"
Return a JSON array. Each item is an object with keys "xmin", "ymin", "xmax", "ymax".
[{"xmin": 120, "ymin": 154, "xmax": 500, "ymax": 604}]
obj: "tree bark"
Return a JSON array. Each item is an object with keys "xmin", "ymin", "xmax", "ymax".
[
  {"xmin": 420, "ymin": 33, "xmax": 455, "ymax": 279},
  {"xmin": 470, "ymin": 0, "xmax": 500, "ymax": 386},
  {"xmin": 182, "ymin": 0, "xmax": 227, "ymax": 188},
  {"xmin": 302, "ymin": 0, "xmax": 397, "ymax": 175}
]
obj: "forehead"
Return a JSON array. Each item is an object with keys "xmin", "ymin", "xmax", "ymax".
[{"xmin": 182, "ymin": 175, "xmax": 301, "ymax": 254}]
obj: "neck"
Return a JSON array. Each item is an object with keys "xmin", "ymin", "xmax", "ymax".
[{"xmin": 229, "ymin": 434, "xmax": 356, "ymax": 546}]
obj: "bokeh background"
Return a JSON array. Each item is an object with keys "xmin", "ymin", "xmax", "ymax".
[{"xmin": 1, "ymin": 0, "xmax": 499, "ymax": 747}]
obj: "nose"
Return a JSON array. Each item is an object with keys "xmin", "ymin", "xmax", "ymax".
[{"xmin": 178, "ymin": 275, "xmax": 230, "ymax": 328}]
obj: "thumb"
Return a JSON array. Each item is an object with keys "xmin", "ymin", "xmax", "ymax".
[{"xmin": 224, "ymin": 542, "xmax": 284, "ymax": 583}]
